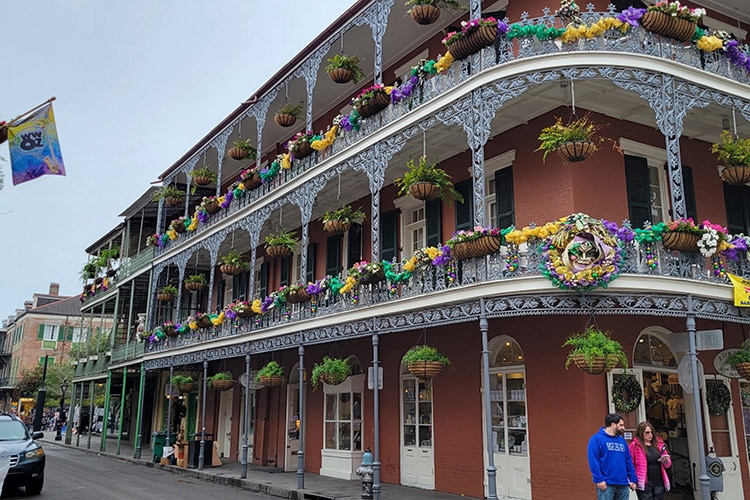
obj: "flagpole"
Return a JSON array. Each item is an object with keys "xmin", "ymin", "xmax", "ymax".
[{"xmin": 0, "ymin": 97, "xmax": 56, "ymax": 144}]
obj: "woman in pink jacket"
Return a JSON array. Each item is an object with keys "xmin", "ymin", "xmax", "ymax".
[{"xmin": 629, "ymin": 421, "xmax": 672, "ymax": 500}]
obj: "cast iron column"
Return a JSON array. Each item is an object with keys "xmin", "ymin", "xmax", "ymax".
[
  {"xmin": 241, "ymin": 353, "xmax": 250, "ymax": 478},
  {"xmin": 135, "ymin": 363, "xmax": 145, "ymax": 459},
  {"xmin": 480, "ymin": 298, "xmax": 499, "ymax": 499},
  {"xmin": 687, "ymin": 295, "xmax": 711, "ymax": 499},
  {"xmin": 199, "ymin": 358, "xmax": 208, "ymax": 470},
  {"xmin": 297, "ymin": 344, "xmax": 305, "ymax": 489},
  {"xmin": 372, "ymin": 332, "xmax": 381, "ymax": 500}
]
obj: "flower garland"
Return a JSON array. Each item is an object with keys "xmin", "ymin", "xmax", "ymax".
[
  {"xmin": 612, "ymin": 375, "xmax": 642, "ymax": 413},
  {"xmin": 706, "ymin": 382, "xmax": 731, "ymax": 416}
]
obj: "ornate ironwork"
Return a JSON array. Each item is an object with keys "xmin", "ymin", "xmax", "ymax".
[
  {"xmin": 353, "ymin": 0, "xmax": 394, "ymax": 85},
  {"xmin": 211, "ymin": 127, "xmax": 233, "ymax": 195}
]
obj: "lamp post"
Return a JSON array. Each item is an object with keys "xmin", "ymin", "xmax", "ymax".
[{"xmin": 55, "ymin": 379, "xmax": 68, "ymax": 441}]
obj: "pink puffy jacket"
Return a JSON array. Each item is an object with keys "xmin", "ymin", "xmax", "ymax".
[{"xmin": 629, "ymin": 436, "xmax": 671, "ymax": 491}]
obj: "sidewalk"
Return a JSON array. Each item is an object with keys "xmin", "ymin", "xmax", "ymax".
[{"xmin": 40, "ymin": 433, "xmax": 477, "ymax": 500}]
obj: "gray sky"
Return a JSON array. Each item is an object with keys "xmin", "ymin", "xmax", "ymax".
[{"xmin": 0, "ymin": 0, "xmax": 356, "ymax": 314}]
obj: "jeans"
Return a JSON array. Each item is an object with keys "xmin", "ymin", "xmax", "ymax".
[
  {"xmin": 596, "ymin": 484, "xmax": 630, "ymax": 500},
  {"xmin": 635, "ymin": 482, "xmax": 666, "ymax": 500}
]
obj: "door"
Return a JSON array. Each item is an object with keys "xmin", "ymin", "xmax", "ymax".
[
  {"xmin": 216, "ymin": 389, "xmax": 233, "ymax": 459},
  {"xmin": 284, "ymin": 384, "xmax": 300, "ymax": 472},
  {"xmin": 703, "ymin": 377, "xmax": 743, "ymax": 499},
  {"xmin": 487, "ymin": 369, "xmax": 531, "ymax": 499},
  {"xmin": 400, "ymin": 376, "xmax": 434, "ymax": 489}
]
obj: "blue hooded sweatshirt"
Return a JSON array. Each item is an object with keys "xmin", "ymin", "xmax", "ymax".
[{"xmin": 588, "ymin": 427, "xmax": 637, "ymax": 485}]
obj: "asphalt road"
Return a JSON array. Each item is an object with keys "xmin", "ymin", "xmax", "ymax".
[{"xmin": 1, "ymin": 445, "xmax": 270, "ymax": 499}]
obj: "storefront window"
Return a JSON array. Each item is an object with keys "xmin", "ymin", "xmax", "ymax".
[
  {"xmin": 490, "ymin": 339, "xmax": 527, "ymax": 456},
  {"xmin": 323, "ymin": 358, "xmax": 363, "ymax": 451}
]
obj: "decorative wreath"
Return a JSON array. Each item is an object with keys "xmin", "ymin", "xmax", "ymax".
[
  {"xmin": 612, "ymin": 375, "xmax": 642, "ymax": 413},
  {"xmin": 540, "ymin": 213, "xmax": 624, "ymax": 291},
  {"xmin": 706, "ymin": 382, "xmax": 731, "ymax": 416}
]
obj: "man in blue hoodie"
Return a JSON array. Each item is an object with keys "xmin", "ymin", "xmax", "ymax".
[{"xmin": 588, "ymin": 413, "xmax": 637, "ymax": 500}]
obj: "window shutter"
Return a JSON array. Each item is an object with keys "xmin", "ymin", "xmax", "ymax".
[
  {"xmin": 380, "ymin": 210, "xmax": 399, "ymax": 263},
  {"xmin": 426, "ymin": 199, "xmax": 442, "ymax": 247},
  {"xmin": 258, "ymin": 263, "xmax": 269, "ymax": 300},
  {"xmin": 495, "ymin": 167, "xmax": 515, "ymax": 228},
  {"xmin": 682, "ymin": 165, "xmax": 697, "ymax": 222},
  {"xmin": 66, "ymin": 326, "xmax": 74, "ymax": 341},
  {"xmin": 306, "ymin": 243, "xmax": 317, "ymax": 283},
  {"xmin": 216, "ymin": 280, "xmax": 226, "ymax": 311},
  {"xmin": 347, "ymin": 223, "xmax": 363, "ymax": 268},
  {"xmin": 57, "ymin": 326, "xmax": 64, "ymax": 341},
  {"xmin": 280, "ymin": 256, "xmax": 291, "ymax": 287},
  {"xmin": 232, "ymin": 272, "xmax": 248, "ymax": 301},
  {"xmin": 37, "ymin": 324, "xmax": 45, "ymax": 340},
  {"xmin": 723, "ymin": 183, "xmax": 750, "ymax": 234},
  {"xmin": 625, "ymin": 155, "xmax": 652, "ymax": 229},
  {"xmin": 326, "ymin": 234, "xmax": 343, "ymax": 277},
  {"xmin": 454, "ymin": 179, "xmax": 474, "ymax": 231}
]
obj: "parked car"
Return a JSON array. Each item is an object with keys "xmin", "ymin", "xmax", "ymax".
[{"xmin": 0, "ymin": 414, "xmax": 45, "ymax": 494}]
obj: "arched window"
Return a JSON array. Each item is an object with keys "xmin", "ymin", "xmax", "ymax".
[
  {"xmin": 634, "ymin": 331, "xmax": 676, "ymax": 367},
  {"xmin": 488, "ymin": 336, "xmax": 527, "ymax": 456}
]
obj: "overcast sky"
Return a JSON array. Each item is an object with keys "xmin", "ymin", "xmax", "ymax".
[{"xmin": 0, "ymin": 0, "xmax": 356, "ymax": 315}]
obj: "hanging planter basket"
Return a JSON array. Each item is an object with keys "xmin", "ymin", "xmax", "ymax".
[
  {"xmin": 320, "ymin": 372, "xmax": 348, "ymax": 386},
  {"xmin": 192, "ymin": 176, "xmax": 212, "ymax": 187},
  {"xmin": 323, "ymin": 220, "xmax": 351, "ymax": 233},
  {"xmin": 163, "ymin": 326, "xmax": 178, "ymax": 338},
  {"xmin": 355, "ymin": 92, "xmax": 391, "ymax": 119},
  {"xmin": 556, "ymin": 140, "xmax": 597, "ymax": 163},
  {"xmin": 236, "ymin": 309, "xmax": 254, "ymax": 319},
  {"xmin": 361, "ymin": 269, "xmax": 386, "ymax": 285},
  {"xmin": 267, "ymin": 245, "xmax": 292, "ymax": 258},
  {"xmin": 157, "ymin": 293, "xmax": 175, "ymax": 303},
  {"xmin": 572, "ymin": 354, "xmax": 620, "ymax": 375},
  {"xmin": 719, "ymin": 165, "xmax": 750, "ymax": 185},
  {"xmin": 165, "ymin": 196, "xmax": 184, "ymax": 208},
  {"xmin": 212, "ymin": 379, "xmax": 235, "ymax": 391},
  {"xmin": 184, "ymin": 282, "xmax": 204, "ymax": 292},
  {"xmin": 640, "ymin": 10, "xmax": 696, "ymax": 43},
  {"xmin": 734, "ymin": 362, "xmax": 750, "ymax": 379},
  {"xmin": 260, "ymin": 375, "xmax": 285, "ymax": 387},
  {"xmin": 328, "ymin": 68, "xmax": 354, "ymax": 84},
  {"xmin": 242, "ymin": 174, "xmax": 262, "ymax": 190},
  {"xmin": 228, "ymin": 147, "xmax": 249, "ymax": 161},
  {"xmin": 196, "ymin": 316, "xmax": 213, "ymax": 329},
  {"xmin": 407, "ymin": 361, "xmax": 444, "ymax": 380},
  {"xmin": 409, "ymin": 182, "xmax": 441, "ymax": 201},
  {"xmin": 451, "ymin": 235, "xmax": 502, "ymax": 260},
  {"xmin": 446, "ymin": 25, "xmax": 498, "ymax": 60},
  {"xmin": 204, "ymin": 201, "xmax": 221, "ymax": 215},
  {"xmin": 286, "ymin": 288, "xmax": 310, "ymax": 304},
  {"xmin": 274, "ymin": 113, "xmax": 297, "ymax": 128},
  {"xmin": 180, "ymin": 382, "xmax": 196, "ymax": 393},
  {"xmin": 661, "ymin": 231, "xmax": 700, "ymax": 252},
  {"xmin": 172, "ymin": 224, "xmax": 186, "ymax": 234},
  {"xmin": 291, "ymin": 142, "xmax": 315, "ymax": 160},
  {"xmin": 410, "ymin": 4, "xmax": 440, "ymax": 25},
  {"xmin": 220, "ymin": 264, "xmax": 245, "ymax": 275}
]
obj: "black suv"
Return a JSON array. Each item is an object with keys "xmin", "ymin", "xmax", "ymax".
[{"xmin": 0, "ymin": 415, "xmax": 45, "ymax": 494}]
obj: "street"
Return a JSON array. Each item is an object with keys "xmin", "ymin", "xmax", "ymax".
[{"xmin": 1, "ymin": 445, "xmax": 271, "ymax": 500}]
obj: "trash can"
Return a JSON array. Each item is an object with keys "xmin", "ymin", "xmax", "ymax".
[
  {"xmin": 187, "ymin": 433, "xmax": 213, "ymax": 468},
  {"xmin": 151, "ymin": 431, "xmax": 177, "ymax": 464}
]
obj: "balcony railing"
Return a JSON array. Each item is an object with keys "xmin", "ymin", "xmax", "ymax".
[
  {"xmin": 152, "ymin": 14, "xmax": 749, "ymax": 256},
  {"xmin": 143, "ymin": 239, "xmax": 748, "ymax": 354}
]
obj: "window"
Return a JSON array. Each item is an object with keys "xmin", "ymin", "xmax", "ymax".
[
  {"xmin": 723, "ymin": 183, "xmax": 750, "ymax": 235},
  {"xmin": 323, "ymin": 359, "xmax": 364, "ymax": 452},
  {"xmin": 489, "ymin": 338, "xmax": 527, "ymax": 456},
  {"xmin": 71, "ymin": 327, "xmax": 83, "ymax": 343},
  {"xmin": 395, "ymin": 196, "xmax": 425, "ymax": 256},
  {"xmin": 326, "ymin": 234, "xmax": 343, "ymax": 277},
  {"xmin": 380, "ymin": 210, "xmax": 399, "ymax": 262},
  {"xmin": 485, "ymin": 150, "xmax": 516, "ymax": 229},
  {"xmin": 43, "ymin": 324, "xmax": 59, "ymax": 342}
]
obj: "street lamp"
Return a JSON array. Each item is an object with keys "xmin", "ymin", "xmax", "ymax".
[{"xmin": 55, "ymin": 379, "xmax": 68, "ymax": 441}]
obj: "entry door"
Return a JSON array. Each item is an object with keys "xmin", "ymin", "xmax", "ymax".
[
  {"xmin": 284, "ymin": 384, "xmax": 300, "ymax": 472},
  {"xmin": 400, "ymin": 376, "xmax": 434, "ymax": 490},
  {"xmin": 703, "ymin": 377, "xmax": 743, "ymax": 499},
  {"xmin": 216, "ymin": 389, "xmax": 233, "ymax": 459}
]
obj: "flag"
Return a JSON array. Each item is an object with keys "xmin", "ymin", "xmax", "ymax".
[
  {"xmin": 727, "ymin": 273, "xmax": 750, "ymax": 307},
  {"xmin": 8, "ymin": 104, "xmax": 65, "ymax": 185}
]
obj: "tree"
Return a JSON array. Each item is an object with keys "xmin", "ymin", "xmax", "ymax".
[{"xmin": 15, "ymin": 362, "xmax": 74, "ymax": 404}]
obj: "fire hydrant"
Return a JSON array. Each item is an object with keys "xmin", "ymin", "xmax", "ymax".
[{"xmin": 355, "ymin": 447, "xmax": 374, "ymax": 499}]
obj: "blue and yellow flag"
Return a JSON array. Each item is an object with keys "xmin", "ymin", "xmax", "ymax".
[
  {"xmin": 8, "ymin": 104, "xmax": 65, "ymax": 185},
  {"xmin": 727, "ymin": 273, "xmax": 750, "ymax": 307}
]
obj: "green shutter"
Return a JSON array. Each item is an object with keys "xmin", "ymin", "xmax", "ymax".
[
  {"xmin": 66, "ymin": 326, "xmax": 74, "ymax": 341},
  {"xmin": 37, "ymin": 324, "xmax": 45, "ymax": 340},
  {"xmin": 306, "ymin": 243, "xmax": 317, "ymax": 283},
  {"xmin": 495, "ymin": 167, "xmax": 515, "ymax": 229},
  {"xmin": 347, "ymin": 223, "xmax": 362, "ymax": 269},
  {"xmin": 426, "ymin": 199, "xmax": 442, "ymax": 247},
  {"xmin": 682, "ymin": 165, "xmax": 697, "ymax": 222},
  {"xmin": 723, "ymin": 183, "xmax": 750, "ymax": 234},
  {"xmin": 326, "ymin": 234, "xmax": 343, "ymax": 277},
  {"xmin": 57, "ymin": 326, "xmax": 64, "ymax": 341},
  {"xmin": 259, "ymin": 262, "xmax": 269, "ymax": 299},
  {"xmin": 280, "ymin": 256, "xmax": 291, "ymax": 287},
  {"xmin": 625, "ymin": 155, "xmax": 651, "ymax": 229},
  {"xmin": 380, "ymin": 211, "xmax": 399, "ymax": 263},
  {"xmin": 454, "ymin": 179, "xmax": 473, "ymax": 231}
]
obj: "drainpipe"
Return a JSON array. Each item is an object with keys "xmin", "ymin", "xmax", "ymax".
[
  {"xmin": 199, "ymin": 358, "xmax": 208, "ymax": 470},
  {"xmin": 297, "ymin": 344, "xmax": 305, "ymax": 489},
  {"xmin": 372, "ymin": 331, "xmax": 381, "ymax": 500},
  {"xmin": 480, "ymin": 298, "xmax": 498, "ymax": 499},
  {"xmin": 135, "ymin": 363, "xmax": 145, "ymax": 459},
  {"xmin": 242, "ymin": 353, "xmax": 250, "ymax": 478}
]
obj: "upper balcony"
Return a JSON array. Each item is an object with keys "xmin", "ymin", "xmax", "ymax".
[{"xmin": 146, "ymin": 4, "xmax": 750, "ymax": 261}]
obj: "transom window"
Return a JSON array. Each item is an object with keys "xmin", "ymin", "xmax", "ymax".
[{"xmin": 634, "ymin": 333, "xmax": 676, "ymax": 367}]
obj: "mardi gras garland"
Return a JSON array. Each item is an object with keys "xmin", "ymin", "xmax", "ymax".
[{"xmin": 612, "ymin": 374, "xmax": 642, "ymax": 413}]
